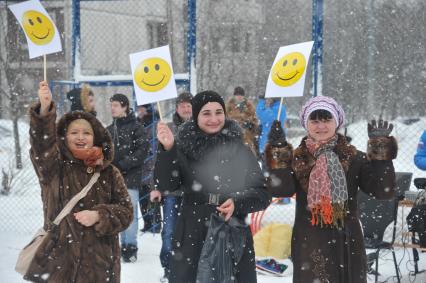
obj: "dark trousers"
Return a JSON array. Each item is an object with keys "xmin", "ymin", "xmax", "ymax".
[{"xmin": 138, "ymin": 184, "xmax": 162, "ymax": 231}]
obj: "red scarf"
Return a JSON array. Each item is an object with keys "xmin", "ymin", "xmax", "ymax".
[{"xmin": 70, "ymin": 146, "xmax": 104, "ymax": 167}]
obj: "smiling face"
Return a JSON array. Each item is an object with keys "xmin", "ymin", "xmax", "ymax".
[
  {"xmin": 271, "ymin": 52, "xmax": 306, "ymax": 87},
  {"xmin": 134, "ymin": 57, "xmax": 172, "ymax": 92},
  {"xmin": 22, "ymin": 10, "xmax": 55, "ymax": 45},
  {"xmin": 66, "ymin": 119, "xmax": 94, "ymax": 152},
  {"xmin": 197, "ymin": 102, "xmax": 225, "ymax": 135},
  {"xmin": 307, "ymin": 118, "xmax": 337, "ymax": 142}
]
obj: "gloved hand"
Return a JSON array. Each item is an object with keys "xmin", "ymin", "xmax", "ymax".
[
  {"xmin": 368, "ymin": 119, "xmax": 393, "ymax": 138},
  {"xmin": 268, "ymin": 120, "xmax": 287, "ymax": 147}
]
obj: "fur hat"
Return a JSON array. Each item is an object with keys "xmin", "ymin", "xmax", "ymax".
[
  {"xmin": 299, "ymin": 96, "xmax": 345, "ymax": 130},
  {"xmin": 66, "ymin": 84, "xmax": 94, "ymax": 113},
  {"xmin": 192, "ymin": 91, "xmax": 226, "ymax": 124}
]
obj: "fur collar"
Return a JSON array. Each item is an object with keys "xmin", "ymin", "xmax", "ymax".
[
  {"xmin": 177, "ymin": 119, "xmax": 243, "ymax": 161},
  {"xmin": 292, "ymin": 134, "xmax": 357, "ymax": 193}
]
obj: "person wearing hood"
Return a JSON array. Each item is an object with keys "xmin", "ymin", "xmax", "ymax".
[
  {"xmin": 27, "ymin": 81, "xmax": 133, "ymax": 283},
  {"xmin": 66, "ymin": 84, "xmax": 97, "ymax": 116},
  {"xmin": 226, "ymin": 86, "xmax": 260, "ymax": 159},
  {"xmin": 154, "ymin": 91, "xmax": 271, "ymax": 283},
  {"xmin": 107, "ymin": 93, "xmax": 149, "ymax": 263},
  {"xmin": 265, "ymin": 96, "xmax": 398, "ymax": 283}
]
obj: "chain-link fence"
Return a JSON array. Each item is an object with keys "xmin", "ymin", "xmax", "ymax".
[
  {"xmin": 1, "ymin": 0, "xmax": 425, "ymax": 234},
  {"xmin": 0, "ymin": 0, "xmax": 190, "ymax": 233}
]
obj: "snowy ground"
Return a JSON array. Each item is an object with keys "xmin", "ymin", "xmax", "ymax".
[{"xmin": 1, "ymin": 229, "xmax": 425, "ymax": 283}]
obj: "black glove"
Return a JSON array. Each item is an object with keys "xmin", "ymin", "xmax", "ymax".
[
  {"xmin": 268, "ymin": 120, "xmax": 287, "ymax": 147},
  {"xmin": 368, "ymin": 119, "xmax": 393, "ymax": 138}
]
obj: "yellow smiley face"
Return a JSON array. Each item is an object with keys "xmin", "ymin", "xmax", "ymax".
[
  {"xmin": 134, "ymin": 57, "xmax": 172, "ymax": 92},
  {"xmin": 271, "ymin": 52, "xmax": 306, "ymax": 87},
  {"xmin": 22, "ymin": 10, "xmax": 55, "ymax": 45}
]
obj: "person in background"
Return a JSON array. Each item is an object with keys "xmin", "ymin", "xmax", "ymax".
[
  {"xmin": 265, "ymin": 96, "xmax": 397, "ymax": 283},
  {"xmin": 107, "ymin": 93, "xmax": 149, "ymax": 263},
  {"xmin": 414, "ymin": 131, "xmax": 426, "ymax": 170},
  {"xmin": 28, "ymin": 81, "xmax": 132, "ymax": 282},
  {"xmin": 256, "ymin": 97, "xmax": 286, "ymax": 155},
  {"xmin": 226, "ymin": 86, "xmax": 260, "ymax": 158},
  {"xmin": 66, "ymin": 84, "xmax": 97, "ymax": 116},
  {"xmin": 154, "ymin": 91, "xmax": 271, "ymax": 283},
  {"xmin": 150, "ymin": 92, "xmax": 192, "ymax": 282},
  {"xmin": 136, "ymin": 104, "xmax": 162, "ymax": 233}
]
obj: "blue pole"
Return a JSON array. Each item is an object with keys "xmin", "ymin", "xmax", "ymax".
[
  {"xmin": 312, "ymin": 0, "xmax": 323, "ymax": 97},
  {"xmin": 187, "ymin": 0, "xmax": 196, "ymax": 93},
  {"xmin": 71, "ymin": 0, "xmax": 81, "ymax": 80}
]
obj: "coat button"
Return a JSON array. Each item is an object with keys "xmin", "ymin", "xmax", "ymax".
[{"xmin": 87, "ymin": 167, "xmax": 94, "ymax": 174}]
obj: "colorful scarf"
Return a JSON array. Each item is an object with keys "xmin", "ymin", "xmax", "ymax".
[
  {"xmin": 70, "ymin": 146, "xmax": 104, "ymax": 167},
  {"xmin": 306, "ymin": 135, "xmax": 348, "ymax": 228}
]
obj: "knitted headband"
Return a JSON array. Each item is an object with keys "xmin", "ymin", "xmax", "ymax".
[{"xmin": 299, "ymin": 96, "xmax": 345, "ymax": 129}]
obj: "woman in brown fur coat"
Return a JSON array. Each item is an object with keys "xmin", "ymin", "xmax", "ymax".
[
  {"xmin": 226, "ymin": 87, "xmax": 260, "ymax": 158},
  {"xmin": 26, "ymin": 81, "xmax": 133, "ymax": 282},
  {"xmin": 265, "ymin": 96, "xmax": 397, "ymax": 283}
]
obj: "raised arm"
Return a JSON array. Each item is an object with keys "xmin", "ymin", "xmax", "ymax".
[
  {"xmin": 29, "ymin": 81, "xmax": 59, "ymax": 185},
  {"xmin": 264, "ymin": 120, "xmax": 296, "ymax": 197},
  {"xmin": 359, "ymin": 120, "xmax": 397, "ymax": 199},
  {"xmin": 154, "ymin": 122, "xmax": 181, "ymax": 193}
]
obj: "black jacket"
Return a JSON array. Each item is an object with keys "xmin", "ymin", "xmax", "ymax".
[
  {"xmin": 107, "ymin": 112, "xmax": 149, "ymax": 189},
  {"xmin": 154, "ymin": 119, "xmax": 271, "ymax": 283}
]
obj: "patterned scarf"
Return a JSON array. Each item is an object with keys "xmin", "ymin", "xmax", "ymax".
[{"xmin": 306, "ymin": 135, "xmax": 348, "ymax": 228}]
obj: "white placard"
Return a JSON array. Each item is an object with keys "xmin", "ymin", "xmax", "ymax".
[
  {"xmin": 130, "ymin": 45, "xmax": 178, "ymax": 105},
  {"xmin": 9, "ymin": 0, "xmax": 62, "ymax": 59},
  {"xmin": 265, "ymin": 41, "xmax": 314, "ymax": 98}
]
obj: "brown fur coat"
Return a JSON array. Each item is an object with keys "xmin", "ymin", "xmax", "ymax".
[
  {"xmin": 226, "ymin": 97, "xmax": 260, "ymax": 158},
  {"xmin": 27, "ymin": 102, "xmax": 132, "ymax": 283}
]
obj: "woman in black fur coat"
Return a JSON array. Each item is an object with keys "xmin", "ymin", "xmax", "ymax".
[{"xmin": 154, "ymin": 91, "xmax": 271, "ymax": 283}]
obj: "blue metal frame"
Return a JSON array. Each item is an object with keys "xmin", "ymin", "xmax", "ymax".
[
  {"xmin": 187, "ymin": 0, "xmax": 196, "ymax": 75},
  {"xmin": 312, "ymin": 0, "xmax": 323, "ymax": 97},
  {"xmin": 71, "ymin": 0, "xmax": 80, "ymax": 78}
]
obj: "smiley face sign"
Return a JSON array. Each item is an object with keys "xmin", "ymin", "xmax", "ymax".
[
  {"xmin": 9, "ymin": 0, "xmax": 62, "ymax": 58},
  {"xmin": 22, "ymin": 10, "xmax": 55, "ymax": 45},
  {"xmin": 130, "ymin": 46, "xmax": 178, "ymax": 105},
  {"xmin": 134, "ymin": 57, "xmax": 172, "ymax": 92},
  {"xmin": 265, "ymin": 41, "xmax": 314, "ymax": 98},
  {"xmin": 271, "ymin": 52, "xmax": 306, "ymax": 87}
]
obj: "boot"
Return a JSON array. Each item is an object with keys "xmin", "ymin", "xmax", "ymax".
[
  {"xmin": 121, "ymin": 244, "xmax": 130, "ymax": 263},
  {"xmin": 127, "ymin": 244, "xmax": 138, "ymax": 263}
]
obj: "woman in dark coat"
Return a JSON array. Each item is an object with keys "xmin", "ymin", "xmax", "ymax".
[
  {"xmin": 265, "ymin": 96, "xmax": 398, "ymax": 283},
  {"xmin": 26, "ymin": 81, "xmax": 133, "ymax": 282},
  {"xmin": 154, "ymin": 91, "xmax": 271, "ymax": 283}
]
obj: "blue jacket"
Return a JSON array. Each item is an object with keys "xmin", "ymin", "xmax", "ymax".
[
  {"xmin": 256, "ymin": 99, "xmax": 286, "ymax": 153},
  {"xmin": 414, "ymin": 131, "xmax": 426, "ymax": 170}
]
